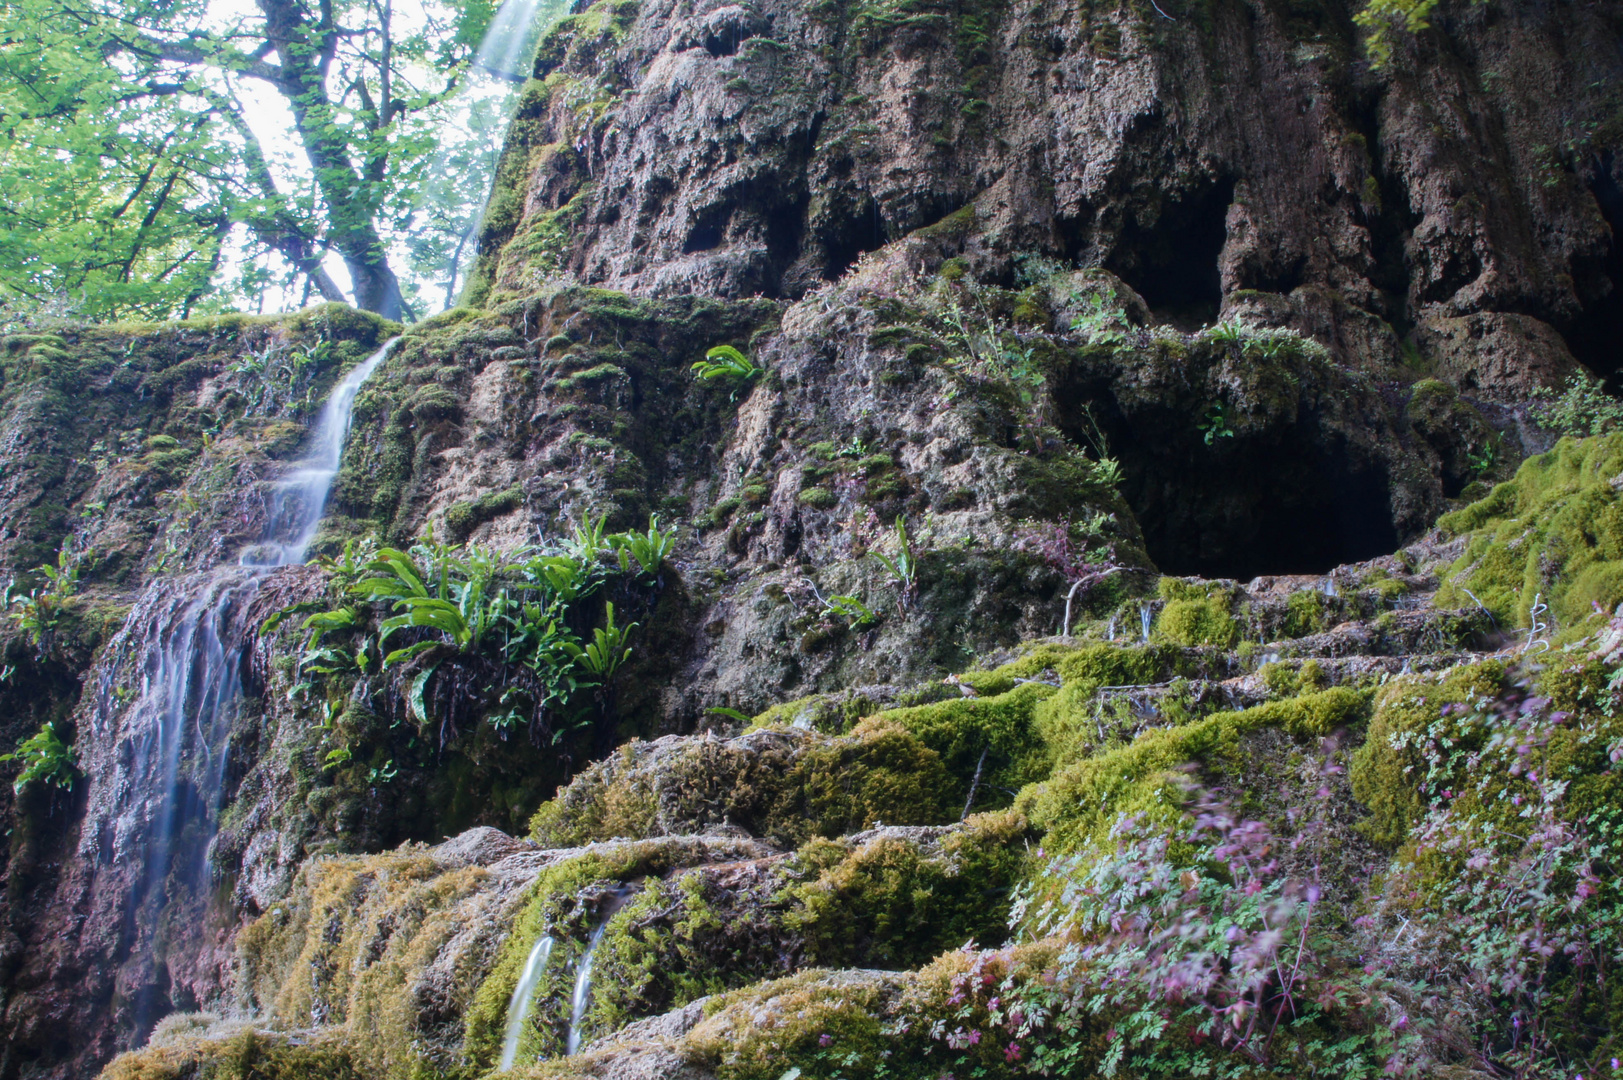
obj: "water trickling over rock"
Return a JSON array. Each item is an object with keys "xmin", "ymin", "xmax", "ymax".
[
  {"xmin": 566, "ymin": 921, "xmax": 608, "ymax": 1057},
  {"xmin": 80, "ymin": 339, "xmax": 397, "ymax": 1038},
  {"xmin": 499, "ymin": 933, "xmax": 554, "ymax": 1070}
]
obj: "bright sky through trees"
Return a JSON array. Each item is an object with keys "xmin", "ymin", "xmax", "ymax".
[{"xmin": 0, "ymin": 0, "xmax": 557, "ymax": 323}]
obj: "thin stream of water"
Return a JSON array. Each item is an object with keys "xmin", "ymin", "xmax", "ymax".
[
  {"xmin": 242, "ymin": 339, "xmax": 397, "ymax": 567},
  {"xmin": 499, "ymin": 934, "xmax": 556, "ymax": 1070},
  {"xmin": 566, "ymin": 922, "xmax": 610, "ymax": 1056}
]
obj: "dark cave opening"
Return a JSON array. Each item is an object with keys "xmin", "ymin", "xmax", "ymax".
[
  {"xmin": 820, "ymin": 190, "xmax": 887, "ymax": 280},
  {"xmin": 1566, "ymin": 159, "xmax": 1623, "ymax": 380},
  {"xmin": 1105, "ymin": 177, "xmax": 1233, "ymax": 329},
  {"xmin": 1057, "ymin": 388, "xmax": 1401, "ymax": 580},
  {"xmin": 684, "ymin": 203, "xmax": 732, "ymax": 253}
]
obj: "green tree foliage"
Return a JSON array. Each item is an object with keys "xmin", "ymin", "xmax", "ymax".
[{"xmin": 0, "ymin": 0, "xmax": 529, "ymax": 320}]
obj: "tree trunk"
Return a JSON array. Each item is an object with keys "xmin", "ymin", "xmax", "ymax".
[{"xmin": 256, "ymin": 0, "xmax": 407, "ymax": 320}]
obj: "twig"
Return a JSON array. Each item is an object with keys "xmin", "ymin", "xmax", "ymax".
[
  {"xmin": 1062, "ymin": 579, "xmax": 1083, "ymax": 640},
  {"xmin": 1061, "ymin": 568, "xmax": 1121, "ymax": 639},
  {"xmin": 962, "ymin": 745, "xmax": 989, "ymax": 821}
]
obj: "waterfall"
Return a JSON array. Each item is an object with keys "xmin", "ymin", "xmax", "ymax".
[
  {"xmin": 499, "ymin": 934, "xmax": 555, "ymax": 1071},
  {"xmin": 566, "ymin": 922, "xmax": 609, "ymax": 1056},
  {"xmin": 1140, "ymin": 603, "xmax": 1153, "ymax": 642},
  {"xmin": 241, "ymin": 340, "xmax": 396, "ymax": 567},
  {"xmin": 420, "ymin": 0, "xmax": 571, "ymax": 308},
  {"xmin": 102, "ymin": 338, "xmax": 397, "ymax": 1034}
]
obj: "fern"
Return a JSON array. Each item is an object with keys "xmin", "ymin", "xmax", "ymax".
[
  {"xmin": 609, "ymin": 516, "xmax": 674, "ymax": 578},
  {"xmin": 1, "ymin": 721, "xmax": 77, "ymax": 794},
  {"xmin": 691, "ymin": 344, "xmax": 764, "ymax": 400}
]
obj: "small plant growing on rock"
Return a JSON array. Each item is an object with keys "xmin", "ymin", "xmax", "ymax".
[
  {"xmin": 608, "ymin": 516, "xmax": 674, "ymax": 578},
  {"xmin": 568, "ymin": 601, "xmax": 636, "ymax": 682},
  {"xmin": 1529, "ymin": 372, "xmax": 1623, "ymax": 437},
  {"xmin": 1, "ymin": 721, "xmax": 78, "ymax": 794},
  {"xmin": 1069, "ymin": 291, "xmax": 1129, "ymax": 346},
  {"xmin": 1198, "ymin": 402, "xmax": 1236, "ymax": 444},
  {"xmin": 4, "ymin": 539, "xmax": 80, "ymax": 653},
  {"xmin": 691, "ymin": 344, "xmax": 764, "ymax": 400},
  {"xmin": 1016, "ymin": 514, "xmax": 1126, "ymax": 637},
  {"xmin": 1202, "ymin": 319, "xmax": 1249, "ymax": 345},
  {"xmin": 822, "ymin": 593, "xmax": 879, "ymax": 630},
  {"xmin": 869, "ymin": 517, "xmax": 918, "ymax": 613}
]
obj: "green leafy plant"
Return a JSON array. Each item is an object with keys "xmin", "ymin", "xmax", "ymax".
[
  {"xmin": 1465, "ymin": 436, "xmax": 1500, "ymax": 477},
  {"xmin": 1202, "ymin": 319, "xmax": 1249, "ymax": 345},
  {"xmin": 609, "ymin": 516, "xmax": 675, "ymax": 578},
  {"xmin": 1, "ymin": 721, "xmax": 78, "ymax": 794},
  {"xmin": 692, "ymin": 344, "xmax": 765, "ymax": 399},
  {"xmin": 4, "ymin": 539, "xmax": 81, "ymax": 651},
  {"xmin": 312, "ymin": 536, "xmax": 380, "ymax": 589},
  {"xmin": 1354, "ymin": 0, "xmax": 1488, "ymax": 67},
  {"xmin": 823, "ymin": 593, "xmax": 880, "ymax": 630},
  {"xmin": 1529, "ymin": 372, "xmax": 1623, "ymax": 437},
  {"xmin": 568, "ymin": 601, "xmax": 636, "ymax": 681},
  {"xmin": 567, "ymin": 513, "xmax": 613, "ymax": 564},
  {"xmin": 940, "ymin": 300, "xmax": 1046, "ymax": 408},
  {"xmin": 1069, "ymin": 291, "xmax": 1129, "ymax": 346},
  {"xmin": 870, "ymin": 516, "xmax": 918, "ymax": 612},
  {"xmin": 265, "ymin": 521, "xmax": 664, "ymax": 758},
  {"xmin": 1198, "ymin": 403, "xmax": 1236, "ymax": 444}
]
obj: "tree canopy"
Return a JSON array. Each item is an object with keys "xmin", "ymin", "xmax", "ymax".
[{"xmin": 0, "ymin": 0, "xmax": 537, "ymax": 321}]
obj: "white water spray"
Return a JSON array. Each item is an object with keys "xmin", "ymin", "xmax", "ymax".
[
  {"xmin": 242, "ymin": 339, "xmax": 397, "ymax": 567},
  {"xmin": 1140, "ymin": 603, "xmax": 1153, "ymax": 641},
  {"xmin": 499, "ymin": 934, "xmax": 555, "ymax": 1070},
  {"xmin": 566, "ymin": 922, "xmax": 609, "ymax": 1056}
]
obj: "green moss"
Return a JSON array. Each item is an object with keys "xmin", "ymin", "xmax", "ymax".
[
  {"xmin": 782, "ymin": 811, "xmax": 1028, "ymax": 968},
  {"xmin": 235, "ymin": 848, "xmax": 502, "ymax": 1079},
  {"xmin": 444, "ymin": 484, "xmax": 524, "ymax": 541},
  {"xmin": 797, "ymin": 486, "xmax": 837, "ymax": 510},
  {"xmin": 101, "ymin": 1030, "xmax": 361, "ymax": 1080},
  {"xmin": 1348, "ymin": 660, "xmax": 1510, "ymax": 847},
  {"xmin": 1435, "ymin": 434, "xmax": 1623, "ymax": 629},
  {"xmin": 867, "ymin": 681, "xmax": 1056, "ymax": 803},
  {"xmin": 1156, "ymin": 596, "xmax": 1238, "ymax": 648},
  {"xmin": 529, "ymin": 721, "xmax": 961, "ymax": 850},
  {"xmin": 1284, "ymin": 589, "xmax": 1331, "ymax": 638},
  {"xmin": 1021, "ymin": 686, "xmax": 1372, "ymax": 851},
  {"xmin": 681, "ymin": 942, "xmax": 1078, "ymax": 1080}
]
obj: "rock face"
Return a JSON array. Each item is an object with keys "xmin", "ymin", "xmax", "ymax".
[
  {"xmin": 474, "ymin": 0, "xmax": 1623, "ymax": 384},
  {"xmin": 0, "ymin": 1, "xmax": 1619, "ymax": 1079}
]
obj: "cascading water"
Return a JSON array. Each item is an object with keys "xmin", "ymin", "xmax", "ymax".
[
  {"xmin": 98, "ymin": 338, "xmax": 397, "ymax": 1034},
  {"xmin": 418, "ymin": 0, "xmax": 570, "ymax": 308},
  {"xmin": 242, "ymin": 340, "xmax": 396, "ymax": 567},
  {"xmin": 566, "ymin": 922, "xmax": 609, "ymax": 1056},
  {"xmin": 499, "ymin": 934, "xmax": 556, "ymax": 1070}
]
